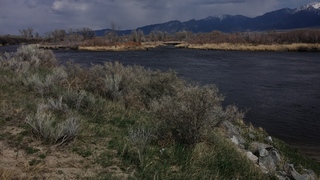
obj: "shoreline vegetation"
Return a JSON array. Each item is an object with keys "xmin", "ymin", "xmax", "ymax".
[
  {"xmin": 0, "ymin": 45, "xmax": 319, "ymax": 179},
  {"xmin": 37, "ymin": 42, "xmax": 320, "ymax": 52},
  {"xmin": 78, "ymin": 42, "xmax": 166, "ymax": 51},
  {"xmin": 176, "ymin": 42, "xmax": 320, "ymax": 52},
  {"xmin": 35, "ymin": 42, "xmax": 320, "ymax": 52},
  {"xmin": 2, "ymin": 28, "xmax": 320, "ymax": 52}
]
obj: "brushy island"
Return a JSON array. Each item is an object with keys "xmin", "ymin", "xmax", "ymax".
[{"xmin": 0, "ymin": 45, "xmax": 319, "ymax": 179}]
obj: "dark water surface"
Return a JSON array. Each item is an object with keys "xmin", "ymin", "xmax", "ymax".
[{"xmin": 2, "ymin": 45, "xmax": 320, "ymax": 160}]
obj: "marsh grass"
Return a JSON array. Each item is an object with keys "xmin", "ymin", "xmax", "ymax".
[
  {"xmin": 177, "ymin": 43, "xmax": 320, "ymax": 52},
  {"xmin": 78, "ymin": 41, "xmax": 164, "ymax": 52},
  {"xmin": 0, "ymin": 45, "xmax": 318, "ymax": 179}
]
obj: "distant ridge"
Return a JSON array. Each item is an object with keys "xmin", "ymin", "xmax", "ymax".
[{"xmin": 95, "ymin": 2, "xmax": 320, "ymax": 35}]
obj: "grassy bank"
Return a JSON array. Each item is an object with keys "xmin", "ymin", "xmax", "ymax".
[
  {"xmin": 0, "ymin": 45, "xmax": 319, "ymax": 179},
  {"xmin": 78, "ymin": 42, "xmax": 164, "ymax": 51},
  {"xmin": 177, "ymin": 43, "xmax": 320, "ymax": 52},
  {"xmin": 37, "ymin": 42, "xmax": 164, "ymax": 51}
]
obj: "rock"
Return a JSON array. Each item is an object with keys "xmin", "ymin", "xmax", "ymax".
[
  {"xmin": 231, "ymin": 135, "xmax": 239, "ymax": 145},
  {"xmin": 249, "ymin": 133, "xmax": 256, "ymax": 140},
  {"xmin": 259, "ymin": 164, "xmax": 270, "ymax": 174},
  {"xmin": 259, "ymin": 155, "xmax": 277, "ymax": 173},
  {"xmin": 276, "ymin": 171, "xmax": 290, "ymax": 180},
  {"xmin": 301, "ymin": 169, "xmax": 317, "ymax": 180},
  {"xmin": 270, "ymin": 149, "xmax": 281, "ymax": 165},
  {"xmin": 284, "ymin": 163, "xmax": 317, "ymax": 180},
  {"xmin": 265, "ymin": 136, "xmax": 273, "ymax": 143},
  {"xmin": 259, "ymin": 148, "xmax": 269, "ymax": 157},
  {"xmin": 220, "ymin": 120, "xmax": 240, "ymax": 137},
  {"xmin": 276, "ymin": 175, "xmax": 289, "ymax": 180},
  {"xmin": 221, "ymin": 120, "xmax": 246, "ymax": 146},
  {"xmin": 248, "ymin": 142, "xmax": 283, "ymax": 174},
  {"xmin": 249, "ymin": 142, "xmax": 273, "ymax": 155},
  {"xmin": 246, "ymin": 151, "xmax": 258, "ymax": 164},
  {"xmin": 258, "ymin": 148, "xmax": 281, "ymax": 173}
]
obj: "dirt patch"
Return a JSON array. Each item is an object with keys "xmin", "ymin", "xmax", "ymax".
[
  {"xmin": 0, "ymin": 140, "xmax": 99, "ymax": 179},
  {"xmin": 3, "ymin": 126, "xmax": 24, "ymax": 136}
]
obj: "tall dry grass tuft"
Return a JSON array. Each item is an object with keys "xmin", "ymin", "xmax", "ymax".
[
  {"xmin": 127, "ymin": 125, "xmax": 153, "ymax": 166},
  {"xmin": 45, "ymin": 96, "xmax": 69, "ymax": 114},
  {"xmin": 104, "ymin": 73, "xmax": 123, "ymax": 100},
  {"xmin": 25, "ymin": 99, "xmax": 80, "ymax": 145}
]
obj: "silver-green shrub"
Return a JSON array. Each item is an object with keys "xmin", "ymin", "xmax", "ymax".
[
  {"xmin": 22, "ymin": 66, "xmax": 67, "ymax": 95},
  {"xmin": 0, "ymin": 45, "xmax": 57, "ymax": 73},
  {"xmin": 25, "ymin": 102, "xmax": 80, "ymax": 145},
  {"xmin": 151, "ymin": 85, "xmax": 226, "ymax": 145},
  {"xmin": 15, "ymin": 45, "xmax": 57, "ymax": 68}
]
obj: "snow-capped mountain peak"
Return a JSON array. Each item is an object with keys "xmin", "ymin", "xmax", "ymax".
[
  {"xmin": 203, "ymin": 14, "xmax": 230, "ymax": 21},
  {"xmin": 309, "ymin": 2, "xmax": 320, "ymax": 9},
  {"xmin": 295, "ymin": 2, "xmax": 320, "ymax": 12}
]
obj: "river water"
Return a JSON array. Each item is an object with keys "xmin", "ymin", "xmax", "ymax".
[{"xmin": 2, "ymin": 45, "xmax": 320, "ymax": 160}]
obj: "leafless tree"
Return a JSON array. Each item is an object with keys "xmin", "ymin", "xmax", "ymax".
[
  {"xmin": 19, "ymin": 27, "xmax": 33, "ymax": 38},
  {"xmin": 80, "ymin": 27, "xmax": 95, "ymax": 40},
  {"xmin": 105, "ymin": 22, "xmax": 120, "ymax": 44},
  {"xmin": 131, "ymin": 29, "xmax": 145, "ymax": 43},
  {"xmin": 50, "ymin": 29, "xmax": 67, "ymax": 42}
]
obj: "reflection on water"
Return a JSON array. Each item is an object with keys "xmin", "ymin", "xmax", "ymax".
[{"xmin": 2, "ymin": 45, "xmax": 320, "ymax": 160}]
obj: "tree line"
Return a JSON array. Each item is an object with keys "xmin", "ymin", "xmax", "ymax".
[
  {"xmin": 3, "ymin": 27, "xmax": 320, "ymax": 47},
  {"xmin": 184, "ymin": 29, "xmax": 320, "ymax": 44}
]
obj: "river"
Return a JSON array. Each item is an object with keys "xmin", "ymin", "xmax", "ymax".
[{"xmin": 1, "ymin": 45, "xmax": 320, "ymax": 160}]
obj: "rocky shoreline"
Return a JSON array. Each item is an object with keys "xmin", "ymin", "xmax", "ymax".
[{"xmin": 220, "ymin": 120, "xmax": 318, "ymax": 179}]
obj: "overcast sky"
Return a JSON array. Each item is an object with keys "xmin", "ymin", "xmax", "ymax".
[{"xmin": 0, "ymin": 0, "xmax": 318, "ymax": 35}]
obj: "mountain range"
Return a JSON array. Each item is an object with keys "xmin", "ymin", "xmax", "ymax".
[{"xmin": 95, "ymin": 2, "xmax": 320, "ymax": 36}]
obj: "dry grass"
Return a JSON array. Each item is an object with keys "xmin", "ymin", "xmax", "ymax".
[
  {"xmin": 25, "ymin": 103, "xmax": 80, "ymax": 145},
  {"xmin": 78, "ymin": 45, "xmax": 144, "ymax": 51},
  {"xmin": 0, "ymin": 168, "xmax": 12, "ymax": 180},
  {"xmin": 177, "ymin": 43, "xmax": 320, "ymax": 52},
  {"xmin": 78, "ymin": 41, "xmax": 165, "ymax": 51},
  {"xmin": 141, "ymin": 42, "xmax": 165, "ymax": 48}
]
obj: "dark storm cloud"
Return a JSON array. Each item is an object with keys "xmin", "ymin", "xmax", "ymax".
[
  {"xmin": 194, "ymin": 0, "xmax": 246, "ymax": 5},
  {"xmin": 0, "ymin": 0, "xmax": 318, "ymax": 35}
]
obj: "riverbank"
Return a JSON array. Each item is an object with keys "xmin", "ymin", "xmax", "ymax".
[
  {"xmin": 38, "ymin": 41, "xmax": 320, "ymax": 52},
  {"xmin": 0, "ymin": 45, "xmax": 319, "ymax": 179},
  {"xmin": 36, "ymin": 42, "xmax": 165, "ymax": 51},
  {"xmin": 78, "ymin": 42, "xmax": 165, "ymax": 51},
  {"xmin": 176, "ymin": 42, "xmax": 320, "ymax": 52}
]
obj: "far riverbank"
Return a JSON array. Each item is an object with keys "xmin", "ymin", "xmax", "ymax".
[
  {"xmin": 21, "ymin": 41, "xmax": 320, "ymax": 52},
  {"xmin": 176, "ymin": 42, "xmax": 320, "ymax": 52}
]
